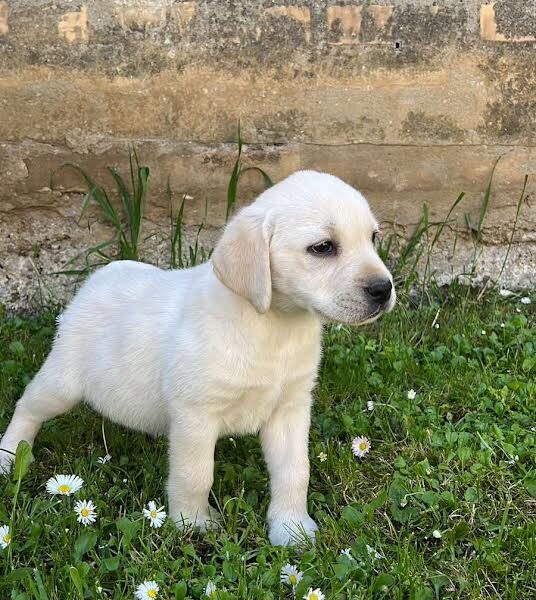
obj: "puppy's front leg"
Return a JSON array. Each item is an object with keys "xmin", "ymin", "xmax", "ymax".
[
  {"xmin": 260, "ymin": 391, "xmax": 317, "ymax": 546},
  {"xmin": 167, "ymin": 417, "xmax": 219, "ymax": 531}
]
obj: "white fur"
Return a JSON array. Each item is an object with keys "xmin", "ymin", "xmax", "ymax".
[{"xmin": 0, "ymin": 170, "xmax": 395, "ymax": 546}]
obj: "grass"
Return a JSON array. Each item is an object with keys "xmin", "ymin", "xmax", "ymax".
[
  {"xmin": 2, "ymin": 132, "xmax": 534, "ymax": 598},
  {"xmin": 1, "ymin": 287, "xmax": 534, "ymax": 599},
  {"xmin": 55, "ymin": 148, "xmax": 149, "ymax": 276}
]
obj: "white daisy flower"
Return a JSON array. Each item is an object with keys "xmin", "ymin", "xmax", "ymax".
[
  {"xmin": 499, "ymin": 288, "xmax": 513, "ymax": 297},
  {"xmin": 46, "ymin": 474, "xmax": 84, "ymax": 496},
  {"xmin": 74, "ymin": 500, "xmax": 97, "ymax": 525},
  {"xmin": 366, "ymin": 544, "xmax": 383, "ymax": 559},
  {"xmin": 205, "ymin": 581, "xmax": 217, "ymax": 598},
  {"xmin": 432, "ymin": 529, "xmax": 442, "ymax": 539},
  {"xmin": 341, "ymin": 548, "xmax": 352, "ymax": 558},
  {"xmin": 434, "ymin": 323, "xmax": 440, "ymax": 329},
  {"xmin": 0, "ymin": 524, "xmax": 11, "ymax": 549},
  {"xmin": 97, "ymin": 454, "xmax": 112, "ymax": 464},
  {"xmin": 481, "ymin": 330, "xmax": 486, "ymax": 335},
  {"xmin": 351, "ymin": 436, "xmax": 371, "ymax": 458},
  {"xmin": 134, "ymin": 580, "xmax": 159, "ymax": 600},
  {"xmin": 143, "ymin": 501, "xmax": 167, "ymax": 528},
  {"xmin": 521, "ymin": 297, "xmax": 531, "ymax": 305},
  {"xmin": 280, "ymin": 564, "xmax": 303, "ymax": 588},
  {"xmin": 407, "ymin": 389, "xmax": 417, "ymax": 400},
  {"xmin": 367, "ymin": 400, "xmax": 374, "ymax": 411},
  {"xmin": 317, "ymin": 452, "xmax": 327, "ymax": 462},
  {"xmin": 303, "ymin": 588, "xmax": 325, "ymax": 600}
]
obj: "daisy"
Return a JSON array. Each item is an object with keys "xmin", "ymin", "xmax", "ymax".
[
  {"xmin": 280, "ymin": 564, "xmax": 303, "ymax": 588},
  {"xmin": 205, "ymin": 581, "xmax": 217, "ymax": 598},
  {"xmin": 317, "ymin": 452, "xmax": 327, "ymax": 462},
  {"xmin": 303, "ymin": 588, "xmax": 325, "ymax": 600},
  {"xmin": 432, "ymin": 529, "xmax": 442, "ymax": 539},
  {"xmin": 407, "ymin": 389, "xmax": 417, "ymax": 400},
  {"xmin": 143, "ymin": 501, "xmax": 167, "ymax": 528},
  {"xmin": 341, "ymin": 548, "xmax": 352, "ymax": 558},
  {"xmin": 367, "ymin": 400, "xmax": 374, "ymax": 411},
  {"xmin": 521, "ymin": 297, "xmax": 531, "ymax": 305},
  {"xmin": 366, "ymin": 544, "xmax": 383, "ymax": 560},
  {"xmin": 134, "ymin": 580, "xmax": 159, "ymax": 600},
  {"xmin": 46, "ymin": 474, "xmax": 84, "ymax": 496},
  {"xmin": 0, "ymin": 524, "xmax": 11, "ymax": 549},
  {"xmin": 74, "ymin": 500, "xmax": 97, "ymax": 525},
  {"xmin": 351, "ymin": 436, "xmax": 371, "ymax": 458}
]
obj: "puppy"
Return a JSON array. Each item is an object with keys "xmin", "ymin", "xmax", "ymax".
[{"xmin": 0, "ymin": 170, "xmax": 395, "ymax": 546}]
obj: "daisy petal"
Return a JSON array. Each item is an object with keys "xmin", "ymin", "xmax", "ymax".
[
  {"xmin": 134, "ymin": 580, "xmax": 159, "ymax": 600},
  {"xmin": 0, "ymin": 524, "xmax": 11, "ymax": 549},
  {"xmin": 46, "ymin": 474, "xmax": 84, "ymax": 496}
]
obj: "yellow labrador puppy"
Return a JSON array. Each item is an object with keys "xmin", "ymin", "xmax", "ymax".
[{"xmin": 0, "ymin": 170, "xmax": 395, "ymax": 546}]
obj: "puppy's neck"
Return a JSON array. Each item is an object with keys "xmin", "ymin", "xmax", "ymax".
[{"xmin": 269, "ymin": 290, "xmax": 320, "ymax": 323}]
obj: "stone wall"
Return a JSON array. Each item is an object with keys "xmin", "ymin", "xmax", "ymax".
[{"xmin": 1, "ymin": 1, "xmax": 535, "ymax": 310}]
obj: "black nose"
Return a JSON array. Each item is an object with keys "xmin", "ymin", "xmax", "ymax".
[{"xmin": 365, "ymin": 278, "xmax": 392, "ymax": 304}]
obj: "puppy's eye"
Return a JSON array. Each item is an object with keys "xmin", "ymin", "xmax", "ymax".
[{"xmin": 308, "ymin": 240, "xmax": 336, "ymax": 256}]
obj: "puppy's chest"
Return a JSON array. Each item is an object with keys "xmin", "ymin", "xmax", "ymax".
[{"xmin": 215, "ymin": 343, "xmax": 317, "ymax": 435}]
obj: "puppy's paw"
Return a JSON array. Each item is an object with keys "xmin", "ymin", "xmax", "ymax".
[
  {"xmin": 268, "ymin": 513, "xmax": 318, "ymax": 547},
  {"xmin": 171, "ymin": 507, "xmax": 220, "ymax": 533}
]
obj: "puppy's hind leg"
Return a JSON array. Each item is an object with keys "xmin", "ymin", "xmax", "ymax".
[{"xmin": 0, "ymin": 347, "xmax": 81, "ymax": 474}]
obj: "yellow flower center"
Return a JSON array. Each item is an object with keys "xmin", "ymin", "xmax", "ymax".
[
  {"xmin": 81, "ymin": 508, "xmax": 90, "ymax": 517},
  {"xmin": 147, "ymin": 589, "xmax": 157, "ymax": 599},
  {"xmin": 3, "ymin": 533, "xmax": 11, "ymax": 544},
  {"xmin": 58, "ymin": 484, "xmax": 71, "ymax": 494},
  {"xmin": 310, "ymin": 594, "xmax": 319, "ymax": 600},
  {"xmin": 289, "ymin": 575, "xmax": 297, "ymax": 585},
  {"xmin": 359, "ymin": 442, "xmax": 368, "ymax": 451},
  {"xmin": 150, "ymin": 511, "xmax": 157, "ymax": 518}
]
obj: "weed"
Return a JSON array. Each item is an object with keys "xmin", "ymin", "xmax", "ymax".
[
  {"xmin": 226, "ymin": 121, "xmax": 274, "ymax": 221},
  {"xmin": 54, "ymin": 147, "xmax": 149, "ymax": 275}
]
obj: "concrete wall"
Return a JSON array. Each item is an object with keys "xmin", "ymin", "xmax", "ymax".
[{"xmin": 1, "ymin": 1, "xmax": 535, "ymax": 310}]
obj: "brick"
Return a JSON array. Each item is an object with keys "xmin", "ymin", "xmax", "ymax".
[
  {"xmin": 366, "ymin": 5, "xmax": 394, "ymax": 43},
  {"xmin": 327, "ymin": 5, "xmax": 362, "ymax": 45},
  {"xmin": 173, "ymin": 1, "xmax": 197, "ymax": 32},
  {"xmin": 0, "ymin": 1, "xmax": 9, "ymax": 35},
  {"xmin": 264, "ymin": 6, "xmax": 311, "ymax": 43},
  {"xmin": 480, "ymin": 3, "xmax": 536, "ymax": 43},
  {"xmin": 117, "ymin": 1, "xmax": 167, "ymax": 32},
  {"xmin": 58, "ymin": 5, "xmax": 89, "ymax": 44}
]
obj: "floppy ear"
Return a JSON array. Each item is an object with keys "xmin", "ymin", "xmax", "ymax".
[{"xmin": 212, "ymin": 208, "xmax": 273, "ymax": 313}]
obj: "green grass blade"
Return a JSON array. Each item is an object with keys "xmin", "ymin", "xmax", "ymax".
[
  {"xmin": 477, "ymin": 156, "xmax": 502, "ymax": 243},
  {"xmin": 497, "ymin": 174, "xmax": 528, "ymax": 281},
  {"xmin": 239, "ymin": 166, "xmax": 275, "ymax": 188},
  {"xmin": 226, "ymin": 121, "xmax": 243, "ymax": 221}
]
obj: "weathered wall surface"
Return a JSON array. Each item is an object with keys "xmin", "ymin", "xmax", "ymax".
[{"xmin": 0, "ymin": 1, "xmax": 535, "ymax": 310}]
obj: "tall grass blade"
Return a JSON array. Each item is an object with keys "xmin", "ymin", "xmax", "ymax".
[
  {"xmin": 497, "ymin": 174, "xmax": 528, "ymax": 282},
  {"xmin": 477, "ymin": 156, "xmax": 502, "ymax": 243},
  {"xmin": 240, "ymin": 166, "xmax": 274, "ymax": 188},
  {"xmin": 227, "ymin": 121, "xmax": 243, "ymax": 221}
]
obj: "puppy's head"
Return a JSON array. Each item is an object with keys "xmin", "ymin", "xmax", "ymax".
[{"xmin": 212, "ymin": 170, "xmax": 395, "ymax": 325}]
